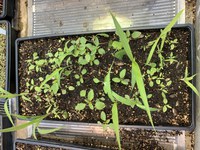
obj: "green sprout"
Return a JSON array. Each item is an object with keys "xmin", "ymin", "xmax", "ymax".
[
  {"xmin": 165, "ymin": 52, "xmax": 177, "ymax": 64},
  {"xmin": 180, "ymin": 67, "xmax": 200, "ymax": 97},
  {"xmin": 112, "ymin": 69, "xmax": 130, "ymax": 85},
  {"xmin": 75, "ymin": 89, "xmax": 95, "ymax": 111},
  {"xmin": 74, "ymin": 68, "xmax": 87, "ymax": 86}
]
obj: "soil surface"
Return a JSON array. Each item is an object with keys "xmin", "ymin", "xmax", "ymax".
[
  {"xmin": 0, "ymin": 23, "xmax": 6, "ymax": 88},
  {"xmin": 18, "ymin": 27, "xmax": 192, "ymax": 127},
  {"xmin": 16, "ymin": 142, "xmax": 66, "ymax": 150}
]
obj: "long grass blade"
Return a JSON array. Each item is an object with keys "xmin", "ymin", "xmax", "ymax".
[
  {"xmin": 110, "ymin": 12, "xmax": 134, "ymax": 62},
  {"xmin": 38, "ymin": 127, "xmax": 62, "ymax": 135},
  {"xmin": 112, "ymin": 102, "xmax": 121, "ymax": 150},
  {"xmin": 182, "ymin": 80, "xmax": 200, "ymax": 97},
  {"xmin": 0, "ymin": 114, "xmax": 48, "ymax": 133},
  {"xmin": 4, "ymin": 99, "xmax": 14, "ymax": 126},
  {"xmin": 132, "ymin": 61, "xmax": 154, "ymax": 128}
]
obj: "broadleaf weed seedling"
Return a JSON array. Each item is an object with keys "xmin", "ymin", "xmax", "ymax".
[{"xmin": 112, "ymin": 69, "xmax": 130, "ymax": 85}]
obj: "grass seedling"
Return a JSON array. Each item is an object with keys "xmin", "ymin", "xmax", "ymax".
[{"xmin": 180, "ymin": 67, "xmax": 200, "ymax": 97}]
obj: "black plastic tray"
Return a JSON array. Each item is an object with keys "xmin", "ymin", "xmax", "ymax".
[
  {"xmin": 0, "ymin": 0, "xmax": 15, "ymax": 20},
  {"xmin": 14, "ymin": 139, "xmax": 100, "ymax": 150},
  {"xmin": 0, "ymin": 20, "xmax": 16, "ymax": 150},
  {"xmin": 15, "ymin": 24, "xmax": 195, "ymax": 131}
]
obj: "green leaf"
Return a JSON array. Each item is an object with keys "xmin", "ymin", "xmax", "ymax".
[
  {"xmin": 75, "ymin": 103, "xmax": 86, "ymax": 111},
  {"xmin": 112, "ymin": 78, "xmax": 121, "ymax": 83},
  {"xmin": 88, "ymin": 103, "xmax": 94, "ymax": 110},
  {"xmin": 94, "ymin": 59, "xmax": 100, "ymax": 65},
  {"xmin": 146, "ymin": 10, "xmax": 184, "ymax": 64},
  {"xmin": 112, "ymin": 91, "xmax": 136, "ymax": 107},
  {"xmin": 100, "ymin": 111, "xmax": 106, "ymax": 121},
  {"xmin": 183, "ymin": 80, "xmax": 200, "ymax": 97},
  {"xmin": 88, "ymin": 89, "xmax": 94, "ymax": 101},
  {"xmin": 97, "ymin": 33, "xmax": 109, "ymax": 37},
  {"xmin": 81, "ymin": 69, "xmax": 87, "ymax": 75},
  {"xmin": 94, "ymin": 36, "xmax": 99, "ymax": 46},
  {"xmin": 119, "ymin": 69, "xmax": 126, "ymax": 78},
  {"xmin": 35, "ymin": 87, "xmax": 41, "ymax": 92},
  {"xmin": 163, "ymin": 105, "xmax": 167, "ymax": 112},
  {"xmin": 29, "ymin": 65, "xmax": 35, "ymax": 70},
  {"xmin": 110, "ymin": 12, "xmax": 134, "ymax": 62},
  {"xmin": 0, "ymin": 114, "xmax": 48, "ymax": 133},
  {"xmin": 93, "ymin": 78, "xmax": 100, "ymax": 83},
  {"xmin": 112, "ymin": 41, "xmax": 123, "ymax": 50},
  {"xmin": 112, "ymin": 103, "xmax": 121, "ymax": 150},
  {"xmin": 85, "ymin": 53, "xmax": 91, "ymax": 62},
  {"xmin": 114, "ymin": 50, "xmax": 126, "ymax": 60},
  {"xmin": 80, "ymin": 90, "xmax": 86, "ymax": 97},
  {"xmin": 38, "ymin": 127, "xmax": 62, "ymax": 135},
  {"xmin": 80, "ymin": 37, "xmax": 87, "ymax": 44},
  {"xmin": 51, "ymin": 83, "xmax": 59, "ymax": 95},
  {"xmin": 40, "ymin": 68, "xmax": 62, "ymax": 88},
  {"xmin": 121, "ymin": 79, "xmax": 129, "ymax": 85},
  {"xmin": 95, "ymin": 101, "xmax": 105, "ymax": 110},
  {"xmin": 4, "ymin": 99, "xmax": 14, "ymax": 126},
  {"xmin": 103, "ymin": 62, "xmax": 115, "ymax": 102},
  {"xmin": 74, "ymin": 74, "xmax": 80, "ymax": 79},
  {"xmin": 132, "ymin": 61, "xmax": 154, "ymax": 128},
  {"xmin": 98, "ymin": 48, "xmax": 106, "ymax": 55},
  {"xmin": 132, "ymin": 31, "xmax": 141, "ymax": 39},
  {"xmin": 68, "ymin": 86, "xmax": 75, "ymax": 91}
]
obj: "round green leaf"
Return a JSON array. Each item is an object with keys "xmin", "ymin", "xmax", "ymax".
[
  {"xmin": 93, "ymin": 78, "xmax": 100, "ymax": 83},
  {"xmin": 98, "ymin": 48, "xmax": 106, "ymax": 55},
  {"xmin": 81, "ymin": 69, "xmax": 87, "ymax": 75},
  {"xmin": 80, "ymin": 90, "xmax": 86, "ymax": 97},
  {"xmin": 95, "ymin": 101, "xmax": 105, "ymax": 110},
  {"xmin": 75, "ymin": 103, "xmax": 86, "ymax": 111},
  {"xmin": 132, "ymin": 31, "xmax": 141, "ymax": 39},
  {"xmin": 94, "ymin": 59, "xmax": 100, "ymax": 65},
  {"xmin": 85, "ymin": 53, "xmax": 91, "ymax": 62},
  {"xmin": 68, "ymin": 86, "xmax": 75, "ymax": 91}
]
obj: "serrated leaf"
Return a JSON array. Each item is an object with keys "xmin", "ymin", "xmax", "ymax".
[
  {"xmin": 119, "ymin": 69, "xmax": 126, "ymax": 78},
  {"xmin": 100, "ymin": 111, "xmax": 106, "ymax": 121},
  {"xmin": 88, "ymin": 89, "xmax": 94, "ymax": 100},
  {"xmin": 75, "ymin": 103, "xmax": 86, "ymax": 111},
  {"xmin": 95, "ymin": 101, "xmax": 105, "ymax": 110}
]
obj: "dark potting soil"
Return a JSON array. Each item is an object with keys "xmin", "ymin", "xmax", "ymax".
[
  {"xmin": 16, "ymin": 142, "xmax": 66, "ymax": 150},
  {"xmin": 0, "ymin": 23, "xmax": 6, "ymax": 88},
  {"xmin": 18, "ymin": 28, "xmax": 191, "ymax": 127}
]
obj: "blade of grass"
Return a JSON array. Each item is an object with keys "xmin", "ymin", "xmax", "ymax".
[
  {"xmin": 181, "ymin": 80, "xmax": 200, "ymax": 97},
  {"xmin": 146, "ymin": 9, "xmax": 184, "ymax": 64},
  {"xmin": 37, "ymin": 127, "xmax": 62, "ymax": 135},
  {"xmin": 4, "ymin": 99, "xmax": 14, "ymax": 126},
  {"xmin": 112, "ymin": 102, "xmax": 121, "ymax": 150},
  {"xmin": 0, "ymin": 114, "xmax": 48, "ymax": 132},
  {"xmin": 110, "ymin": 12, "xmax": 134, "ymax": 62},
  {"xmin": 132, "ymin": 61, "xmax": 154, "ymax": 128}
]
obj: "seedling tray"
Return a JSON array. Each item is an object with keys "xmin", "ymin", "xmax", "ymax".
[
  {"xmin": 14, "ymin": 139, "xmax": 100, "ymax": 150},
  {"xmin": 0, "ymin": 20, "xmax": 16, "ymax": 150},
  {"xmin": 0, "ymin": 0, "xmax": 15, "ymax": 20},
  {"xmin": 15, "ymin": 24, "xmax": 195, "ymax": 132}
]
